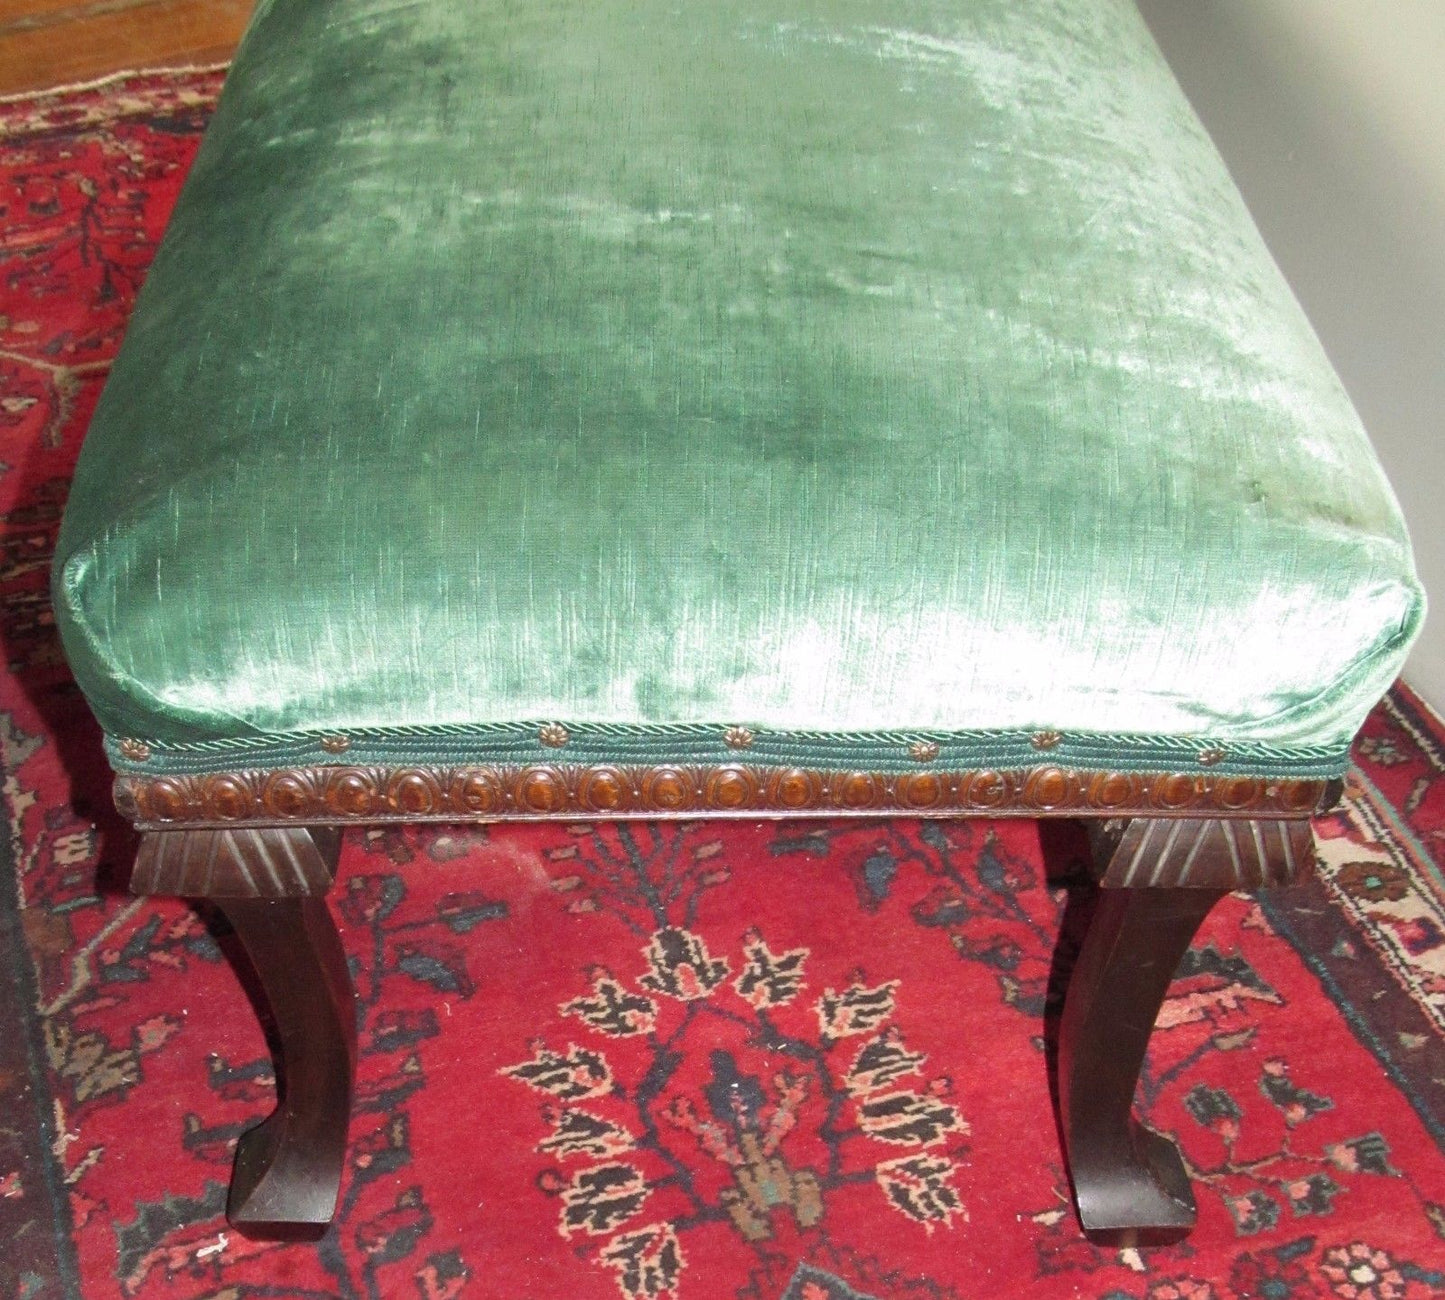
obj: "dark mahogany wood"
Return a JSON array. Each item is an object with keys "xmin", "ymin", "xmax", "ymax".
[
  {"xmin": 130, "ymin": 826, "xmax": 354, "ymax": 1235},
  {"xmin": 120, "ymin": 809, "xmax": 1320, "ymax": 1244},
  {"xmin": 113, "ymin": 763, "xmax": 1338, "ymax": 827},
  {"xmin": 1058, "ymin": 884, "xmax": 1226, "ymax": 1246},
  {"xmin": 1058, "ymin": 814, "xmax": 1317, "ymax": 1244},
  {"xmin": 1088, "ymin": 816, "xmax": 1315, "ymax": 889},
  {"xmin": 132, "ymin": 825, "xmax": 341, "ymax": 896},
  {"xmin": 218, "ymin": 896, "xmax": 356, "ymax": 1235}
]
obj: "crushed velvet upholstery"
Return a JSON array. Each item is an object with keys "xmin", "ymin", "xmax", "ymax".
[{"xmin": 53, "ymin": 0, "xmax": 1423, "ymax": 779}]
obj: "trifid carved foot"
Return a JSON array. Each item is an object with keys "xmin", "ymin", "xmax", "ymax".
[
  {"xmin": 1058, "ymin": 816, "xmax": 1316, "ymax": 1246},
  {"xmin": 131, "ymin": 826, "xmax": 354, "ymax": 1237}
]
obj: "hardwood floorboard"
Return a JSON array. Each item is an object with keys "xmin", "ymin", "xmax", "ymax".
[{"xmin": 0, "ymin": 0, "xmax": 250, "ymax": 96}]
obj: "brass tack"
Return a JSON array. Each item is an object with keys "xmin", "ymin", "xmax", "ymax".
[
  {"xmin": 909, "ymin": 740, "xmax": 940, "ymax": 764},
  {"xmin": 539, "ymin": 723, "xmax": 570, "ymax": 748},
  {"xmin": 1198, "ymin": 747, "xmax": 1228, "ymax": 767},
  {"xmin": 320, "ymin": 735, "xmax": 351, "ymax": 755},
  {"xmin": 724, "ymin": 726, "xmax": 755, "ymax": 751},
  {"xmin": 118, "ymin": 738, "xmax": 152, "ymax": 762},
  {"xmin": 1031, "ymin": 730, "xmax": 1063, "ymax": 751}
]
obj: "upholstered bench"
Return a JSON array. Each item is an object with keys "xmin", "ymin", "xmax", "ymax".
[{"xmin": 53, "ymin": 0, "xmax": 1422, "ymax": 1251}]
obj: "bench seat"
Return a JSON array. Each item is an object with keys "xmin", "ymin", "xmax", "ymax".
[
  {"xmin": 51, "ymin": 0, "xmax": 1429, "ymax": 1248},
  {"xmin": 55, "ymin": 0, "xmax": 1422, "ymax": 785}
]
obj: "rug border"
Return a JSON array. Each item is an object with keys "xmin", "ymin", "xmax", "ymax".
[
  {"xmin": 0, "ymin": 62, "xmax": 229, "ymax": 107},
  {"xmin": 0, "ymin": 815, "xmax": 83, "ymax": 1299}
]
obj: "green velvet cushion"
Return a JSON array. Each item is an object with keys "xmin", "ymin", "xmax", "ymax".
[{"xmin": 54, "ymin": 0, "xmax": 1423, "ymax": 779}]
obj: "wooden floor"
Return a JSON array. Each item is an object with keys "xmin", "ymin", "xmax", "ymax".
[{"xmin": 0, "ymin": 0, "xmax": 252, "ymax": 96}]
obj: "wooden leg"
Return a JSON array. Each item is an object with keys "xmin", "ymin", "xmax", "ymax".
[
  {"xmin": 1058, "ymin": 816, "xmax": 1316, "ymax": 1246},
  {"xmin": 1058, "ymin": 885, "xmax": 1225, "ymax": 1246},
  {"xmin": 218, "ymin": 896, "xmax": 356, "ymax": 1234},
  {"xmin": 130, "ymin": 826, "xmax": 353, "ymax": 1237}
]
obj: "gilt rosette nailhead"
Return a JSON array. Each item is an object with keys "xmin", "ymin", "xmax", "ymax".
[{"xmin": 113, "ymin": 763, "xmax": 1331, "ymax": 827}]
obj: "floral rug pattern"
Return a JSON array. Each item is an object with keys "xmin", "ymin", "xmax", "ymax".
[{"xmin": 3, "ymin": 70, "xmax": 1445, "ymax": 1300}]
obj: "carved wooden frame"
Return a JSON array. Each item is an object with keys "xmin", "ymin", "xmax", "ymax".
[
  {"xmin": 116, "ymin": 763, "xmax": 1336, "ymax": 826},
  {"xmin": 122, "ymin": 765, "xmax": 1337, "ymax": 1248}
]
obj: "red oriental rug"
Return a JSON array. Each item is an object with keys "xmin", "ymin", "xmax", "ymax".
[{"xmin": 4, "ymin": 69, "xmax": 1445, "ymax": 1300}]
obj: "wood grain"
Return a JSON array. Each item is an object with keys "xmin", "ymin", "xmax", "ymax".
[{"xmin": 0, "ymin": 0, "xmax": 250, "ymax": 96}]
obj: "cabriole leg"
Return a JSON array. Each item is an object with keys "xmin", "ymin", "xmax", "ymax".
[
  {"xmin": 1058, "ymin": 816, "xmax": 1314, "ymax": 1246},
  {"xmin": 130, "ymin": 826, "xmax": 353, "ymax": 1237},
  {"xmin": 218, "ymin": 894, "xmax": 356, "ymax": 1232},
  {"xmin": 1059, "ymin": 884, "xmax": 1225, "ymax": 1245}
]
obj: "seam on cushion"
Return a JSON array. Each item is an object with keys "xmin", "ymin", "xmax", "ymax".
[
  {"xmin": 99, "ymin": 716, "xmax": 1346, "ymax": 756},
  {"xmin": 102, "ymin": 723, "xmax": 1351, "ymax": 780},
  {"xmin": 106, "ymin": 723, "xmax": 1346, "ymax": 758}
]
